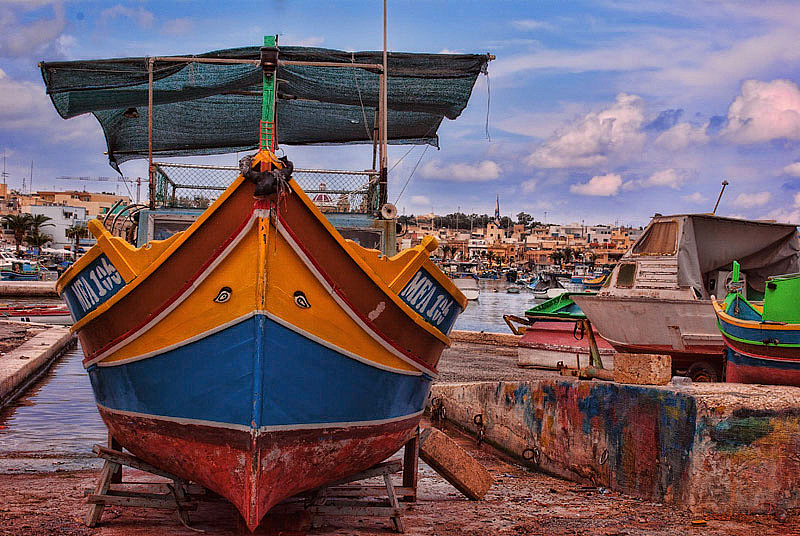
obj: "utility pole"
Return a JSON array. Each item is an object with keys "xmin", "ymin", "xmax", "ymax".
[
  {"xmin": 1, "ymin": 151, "xmax": 7, "ymax": 190},
  {"xmin": 29, "ymin": 160, "xmax": 33, "ymax": 194}
]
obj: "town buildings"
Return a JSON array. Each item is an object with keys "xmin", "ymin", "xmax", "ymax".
[{"xmin": 400, "ymin": 217, "xmax": 643, "ymax": 271}]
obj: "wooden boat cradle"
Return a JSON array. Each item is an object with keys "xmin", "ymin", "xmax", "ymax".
[{"xmin": 85, "ymin": 432, "xmax": 421, "ymax": 533}]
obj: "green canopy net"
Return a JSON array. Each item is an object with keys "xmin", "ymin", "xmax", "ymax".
[{"xmin": 40, "ymin": 46, "xmax": 490, "ymax": 172}]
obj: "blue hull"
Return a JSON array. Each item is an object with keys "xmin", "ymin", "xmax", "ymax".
[{"xmin": 89, "ymin": 314, "xmax": 431, "ymax": 429}]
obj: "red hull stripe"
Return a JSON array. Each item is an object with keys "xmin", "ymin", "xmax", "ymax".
[{"xmin": 275, "ymin": 213, "xmax": 437, "ymax": 376}]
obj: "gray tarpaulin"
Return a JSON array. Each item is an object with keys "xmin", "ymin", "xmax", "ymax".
[
  {"xmin": 657, "ymin": 215, "xmax": 799, "ymax": 297},
  {"xmin": 39, "ymin": 46, "xmax": 491, "ymax": 172}
]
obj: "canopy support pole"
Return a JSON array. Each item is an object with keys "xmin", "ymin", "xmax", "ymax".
[{"xmin": 147, "ymin": 57, "xmax": 155, "ymax": 209}]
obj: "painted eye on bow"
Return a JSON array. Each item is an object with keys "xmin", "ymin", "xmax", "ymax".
[
  {"xmin": 293, "ymin": 291, "xmax": 310, "ymax": 309},
  {"xmin": 214, "ymin": 287, "xmax": 232, "ymax": 303}
]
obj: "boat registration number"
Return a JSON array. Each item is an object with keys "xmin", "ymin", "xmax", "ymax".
[
  {"xmin": 62, "ymin": 254, "xmax": 126, "ymax": 321},
  {"xmin": 399, "ymin": 269, "xmax": 460, "ymax": 334}
]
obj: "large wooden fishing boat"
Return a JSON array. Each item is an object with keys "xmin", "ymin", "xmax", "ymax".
[
  {"xmin": 44, "ymin": 38, "xmax": 488, "ymax": 529},
  {"xmin": 713, "ymin": 263, "xmax": 800, "ymax": 386}
]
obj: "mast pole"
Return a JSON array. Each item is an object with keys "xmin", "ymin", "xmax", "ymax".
[
  {"xmin": 712, "ymin": 180, "xmax": 729, "ymax": 215},
  {"xmin": 379, "ymin": 0, "xmax": 389, "ymax": 209},
  {"xmin": 260, "ymin": 35, "xmax": 278, "ymax": 153}
]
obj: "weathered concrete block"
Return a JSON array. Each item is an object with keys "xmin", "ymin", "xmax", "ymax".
[
  {"xmin": 450, "ymin": 330, "xmax": 519, "ymax": 347},
  {"xmin": 430, "ymin": 380, "xmax": 800, "ymax": 516},
  {"xmin": 419, "ymin": 427, "xmax": 493, "ymax": 500},
  {"xmin": 614, "ymin": 352, "xmax": 671, "ymax": 385}
]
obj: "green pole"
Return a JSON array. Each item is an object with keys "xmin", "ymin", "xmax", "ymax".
[{"xmin": 261, "ymin": 35, "xmax": 277, "ymax": 151}]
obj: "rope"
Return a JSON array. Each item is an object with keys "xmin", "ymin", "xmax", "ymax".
[
  {"xmin": 351, "ymin": 52, "xmax": 373, "ymax": 142},
  {"xmin": 485, "ymin": 71, "xmax": 492, "ymax": 142},
  {"xmin": 394, "ymin": 144, "xmax": 429, "ymax": 204}
]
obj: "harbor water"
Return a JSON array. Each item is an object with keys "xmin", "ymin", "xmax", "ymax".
[
  {"xmin": 0, "ymin": 343, "xmax": 106, "ymax": 473},
  {"xmin": 0, "ymin": 284, "xmax": 535, "ymax": 472}
]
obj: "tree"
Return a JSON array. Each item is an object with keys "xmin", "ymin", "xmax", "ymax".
[
  {"xmin": 442, "ymin": 245, "xmax": 451, "ymax": 259},
  {"xmin": 65, "ymin": 224, "xmax": 89, "ymax": 260},
  {"xmin": 563, "ymin": 247, "xmax": 575, "ymax": 264},
  {"xmin": 516, "ymin": 212, "xmax": 533, "ymax": 227},
  {"xmin": 1, "ymin": 214, "xmax": 31, "ymax": 253},
  {"xmin": 25, "ymin": 232, "xmax": 52, "ymax": 254},
  {"xmin": 550, "ymin": 250, "xmax": 564, "ymax": 266},
  {"xmin": 29, "ymin": 214, "xmax": 53, "ymax": 235}
]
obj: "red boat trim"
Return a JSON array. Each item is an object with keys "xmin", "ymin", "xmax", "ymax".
[
  {"xmin": 97, "ymin": 403, "xmax": 425, "ymax": 433},
  {"xmin": 722, "ymin": 336, "xmax": 800, "ymax": 363},
  {"xmin": 274, "ymin": 214, "xmax": 438, "ymax": 376},
  {"xmin": 82, "ymin": 208, "xmax": 264, "ymax": 366}
]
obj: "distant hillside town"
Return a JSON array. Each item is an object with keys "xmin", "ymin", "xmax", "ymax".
[
  {"xmin": 398, "ymin": 212, "xmax": 644, "ymax": 271},
  {"xmin": 0, "ymin": 184, "xmax": 130, "ymax": 252}
]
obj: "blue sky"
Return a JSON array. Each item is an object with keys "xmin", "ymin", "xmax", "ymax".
[{"xmin": 2, "ymin": 1, "xmax": 800, "ymax": 226}]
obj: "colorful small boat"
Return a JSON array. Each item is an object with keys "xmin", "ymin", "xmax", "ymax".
[
  {"xmin": 0, "ymin": 303, "xmax": 72, "ymax": 324},
  {"xmin": 1, "ymin": 261, "xmax": 41, "ymax": 281},
  {"xmin": 713, "ymin": 262, "xmax": 800, "ymax": 386},
  {"xmin": 504, "ymin": 292, "xmax": 615, "ymax": 370}
]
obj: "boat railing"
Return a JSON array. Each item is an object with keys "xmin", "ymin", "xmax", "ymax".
[{"xmin": 152, "ymin": 162, "xmax": 380, "ymax": 213}]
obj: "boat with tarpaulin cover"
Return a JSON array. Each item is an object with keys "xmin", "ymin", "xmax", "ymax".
[
  {"xmin": 573, "ymin": 214, "xmax": 800, "ymax": 381},
  {"xmin": 43, "ymin": 38, "xmax": 488, "ymax": 530},
  {"xmin": 713, "ymin": 261, "xmax": 800, "ymax": 386}
]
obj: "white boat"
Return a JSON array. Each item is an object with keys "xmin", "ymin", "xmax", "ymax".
[
  {"xmin": 572, "ymin": 214, "xmax": 800, "ymax": 380},
  {"xmin": 0, "ymin": 250, "xmax": 21, "ymax": 271},
  {"xmin": 453, "ymin": 277, "xmax": 480, "ymax": 300}
]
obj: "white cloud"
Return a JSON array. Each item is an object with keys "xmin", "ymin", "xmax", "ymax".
[
  {"xmin": 100, "ymin": 5, "xmax": 155, "ymax": 29},
  {"xmin": 161, "ymin": 17, "xmax": 195, "ymax": 37},
  {"xmin": 723, "ymin": 79, "xmax": 800, "ymax": 143},
  {"xmin": 410, "ymin": 195, "xmax": 430, "ymax": 205},
  {"xmin": 0, "ymin": 68, "xmax": 97, "ymax": 142},
  {"xmin": 570, "ymin": 173, "xmax": 622, "ymax": 196},
  {"xmin": 521, "ymin": 179, "xmax": 537, "ymax": 193},
  {"xmin": 646, "ymin": 169, "xmax": 686, "ymax": 189},
  {"xmin": 622, "ymin": 168, "xmax": 687, "ymax": 191},
  {"xmin": 420, "ymin": 160, "xmax": 502, "ymax": 182},
  {"xmin": 783, "ymin": 162, "xmax": 800, "ymax": 176},
  {"xmin": 0, "ymin": 2, "xmax": 66, "ymax": 58},
  {"xmin": 512, "ymin": 19, "xmax": 553, "ymax": 31},
  {"xmin": 733, "ymin": 191, "xmax": 772, "ymax": 208},
  {"xmin": 654, "ymin": 122, "xmax": 709, "ymax": 151},
  {"xmin": 764, "ymin": 207, "xmax": 800, "ymax": 224},
  {"xmin": 526, "ymin": 94, "xmax": 646, "ymax": 168},
  {"xmin": 683, "ymin": 192, "xmax": 708, "ymax": 204}
]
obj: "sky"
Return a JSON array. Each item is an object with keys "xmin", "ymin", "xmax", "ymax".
[{"xmin": 2, "ymin": 1, "xmax": 800, "ymax": 227}]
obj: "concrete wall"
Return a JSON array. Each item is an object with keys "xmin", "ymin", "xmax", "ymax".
[{"xmin": 430, "ymin": 380, "xmax": 800, "ymax": 515}]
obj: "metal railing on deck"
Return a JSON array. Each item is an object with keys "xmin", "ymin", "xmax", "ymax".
[{"xmin": 152, "ymin": 162, "xmax": 380, "ymax": 213}]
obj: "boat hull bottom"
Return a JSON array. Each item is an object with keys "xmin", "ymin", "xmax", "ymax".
[
  {"xmin": 98, "ymin": 406, "xmax": 419, "ymax": 531},
  {"xmin": 725, "ymin": 348, "xmax": 800, "ymax": 387}
]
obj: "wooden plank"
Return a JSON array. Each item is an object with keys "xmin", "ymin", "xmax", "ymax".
[
  {"xmin": 85, "ymin": 460, "xmax": 118, "ymax": 527},
  {"xmin": 87, "ymin": 494, "xmax": 198, "ymax": 510},
  {"xmin": 92, "ymin": 444, "xmax": 179, "ymax": 480},
  {"xmin": 401, "ymin": 432, "xmax": 419, "ymax": 502},
  {"xmin": 323, "ymin": 486, "xmax": 416, "ymax": 498},
  {"xmin": 419, "ymin": 428, "xmax": 493, "ymax": 501}
]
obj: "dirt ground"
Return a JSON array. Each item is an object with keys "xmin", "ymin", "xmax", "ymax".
[
  {"xmin": 1, "ymin": 341, "xmax": 798, "ymax": 535},
  {"xmin": 0, "ymin": 320, "xmax": 47, "ymax": 355}
]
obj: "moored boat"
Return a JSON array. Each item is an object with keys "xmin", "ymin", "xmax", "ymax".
[
  {"xmin": 504, "ymin": 292, "xmax": 615, "ymax": 369},
  {"xmin": 573, "ymin": 214, "xmax": 800, "ymax": 381},
  {"xmin": 452, "ymin": 275, "xmax": 480, "ymax": 300},
  {"xmin": 44, "ymin": 40, "xmax": 486, "ymax": 530},
  {"xmin": 713, "ymin": 263, "xmax": 800, "ymax": 386},
  {"xmin": 0, "ymin": 303, "xmax": 72, "ymax": 324}
]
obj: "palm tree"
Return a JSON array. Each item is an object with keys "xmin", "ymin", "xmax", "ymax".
[
  {"xmin": 1, "ymin": 214, "xmax": 32, "ymax": 253},
  {"xmin": 65, "ymin": 224, "xmax": 88, "ymax": 260},
  {"xmin": 550, "ymin": 250, "xmax": 564, "ymax": 266},
  {"xmin": 29, "ymin": 214, "xmax": 53, "ymax": 235},
  {"xmin": 563, "ymin": 247, "xmax": 575, "ymax": 264},
  {"xmin": 25, "ymin": 232, "xmax": 52, "ymax": 257}
]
